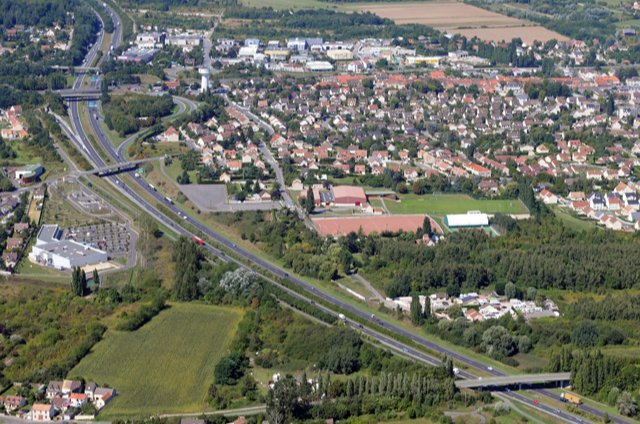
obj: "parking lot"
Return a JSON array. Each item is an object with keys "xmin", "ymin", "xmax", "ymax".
[{"xmin": 62, "ymin": 222, "xmax": 131, "ymax": 259}]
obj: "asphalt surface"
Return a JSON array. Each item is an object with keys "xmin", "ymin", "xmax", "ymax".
[{"xmin": 60, "ymin": 12, "xmax": 635, "ymax": 424}]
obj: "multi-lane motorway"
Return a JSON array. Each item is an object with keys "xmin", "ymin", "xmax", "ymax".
[{"xmin": 60, "ymin": 9, "xmax": 635, "ymax": 424}]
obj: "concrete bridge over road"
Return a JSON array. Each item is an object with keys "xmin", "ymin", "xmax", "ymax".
[
  {"xmin": 455, "ymin": 373, "xmax": 570, "ymax": 389},
  {"xmin": 81, "ymin": 157, "xmax": 165, "ymax": 176}
]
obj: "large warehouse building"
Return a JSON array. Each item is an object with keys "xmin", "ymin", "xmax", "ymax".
[
  {"xmin": 444, "ymin": 211, "xmax": 489, "ymax": 228},
  {"xmin": 30, "ymin": 225, "xmax": 108, "ymax": 270},
  {"xmin": 332, "ymin": 186, "xmax": 367, "ymax": 207}
]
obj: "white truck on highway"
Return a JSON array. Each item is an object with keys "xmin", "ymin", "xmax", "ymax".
[{"xmin": 338, "ymin": 314, "xmax": 346, "ymax": 321}]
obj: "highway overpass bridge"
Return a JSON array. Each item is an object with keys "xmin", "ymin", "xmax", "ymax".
[
  {"xmin": 59, "ymin": 89, "xmax": 101, "ymax": 100},
  {"xmin": 81, "ymin": 157, "xmax": 164, "ymax": 176},
  {"xmin": 455, "ymin": 373, "xmax": 570, "ymax": 389}
]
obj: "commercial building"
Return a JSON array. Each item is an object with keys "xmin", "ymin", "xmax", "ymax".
[
  {"xmin": 117, "ymin": 48, "xmax": 160, "ymax": 63},
  {"xmin": 166, "ymin": 35, "xmax": 201, "ymax": 52},
  {"xmin": 30, "ymin": 225, "xmax": 108, "ymax": 270},
  {"xmin": 287, "ymin": 37, "xmax": 323, "ymax": 51},
  {"xmin": 326, "ymin": 49, "xmax": 353, "ymax": 60},
  {"xmin": 406, "ymin": 56, "xmax": 442, "ymax": 67},
  {"xmin": 331, "ymin": 186, "xmax": 367, "ymax": 207},
  {"xmin": 15, "ymin": 163, "xmax": 44, "ymax": 183},
  {"xmin": 238, "ymin": 46, "xmax": 259, "ymax": 57},
  {"xmin": 263, "ymin": 48, "xmax": 290, "ymax": 61},
  {"xmin": 306, "ymin": 61, "xmax": 333, "ymax": 72},
  {"xmin": 135, "ymin": 32, "xmax": 165, "ymax": 49},
  {"xmin": 448, "ymin": 50, "xmax": 469, "ymax": 59},
  {"xmin": 444, "ymin": 211, "xmax": 489, "ymax": 228},
  {"xmin": 245, "ymin": 38, "xmax": 260, "ymax": 46}
]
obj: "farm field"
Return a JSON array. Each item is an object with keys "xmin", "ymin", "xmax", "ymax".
[
  {"xmin": 384, "ymin": 193, "xmax": 528, "ymax": 215},
  {"xmin": 69, "ymin": 303, "xmax": 243, "ymax": 418},
  {"xmin": 355, "ymin": 2, "xmax": 567, "ymax": 42}
]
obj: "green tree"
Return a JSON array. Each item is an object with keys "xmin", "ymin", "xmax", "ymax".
[
  {"xmin": 410, "ymin": 293, "xmax": 423, "ymax": 326},
  {"xmin": 305, "ymin": 186, "xmax": 315, "ymax": 214},
  {"xmin": 266, "ymin": 375, "xmax": 306, "ymax": 424},
  {"xmin": 606, "ymin": 94, "xmax": 615, "ymax": 116},
  {"xmin": 412, "ymin": 180, "xmax": 423, "ymax": 195},
  {"xmin": 70, "ymin": 266, "xmax": 87, "ymax": 297},
  {"xmin": 572, "ymin": 321, "xmax": 599, "ymax": 349},
  {"xmin": 526, "ymin": 287, "xmax": 537, "ymax": 301},
  {"xmin": 617, "ymin": 392, "xmax": 637, "ymax": 416},
  {"xmin": 603, "ymin": 412, "xmax": 610, "ymax": 423},
  {"xmin": 423, "ymin": 215, "xmax": 432, "ymax": 238},
  {"xmin": 92, "ymin": 268, "xmax": 99, "ymax": 287},
  {"xmin": 214, "ymin": 352, "xmax": 246, "ymax": 385},
  {"xmin": 396, "ymin": 182, "xmax": 408, "ymax": 194},
  {"xmin": 505, "ymin": 281, "xmax": 517, "ymax": 299}
]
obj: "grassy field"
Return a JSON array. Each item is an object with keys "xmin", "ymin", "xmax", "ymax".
[
  {"xmin": 164, "ymin": 159, "xmax": 197, "ymax": 184},
  {"xmin": 100, "ymin": 121, "xmax": 127, "ymax": 148},
  {"xmin": 69, "ymin": 303, "xmax": 243, "ymax": 418},
  {"xmin": 550, "ymin": 206, "xmax": 597, "ymax": 232},
  {"xmin": 385, "ymin": 193, "xmax": 528, "ymax": 216}
]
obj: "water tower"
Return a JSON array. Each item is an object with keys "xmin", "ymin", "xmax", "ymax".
[{"xmin": 199, "ymin": 68, "xmax": 210, "ymax": 93}]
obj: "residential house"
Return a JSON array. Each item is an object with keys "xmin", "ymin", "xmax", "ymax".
[
  {"xmin": 47, "ymin": 381, "xmax": 63, "ymax": 399},
  {"xmin": 160, "ymin": 126, "xmax": 180, "ymax": 142},
  {"xmin": 32, "ymin": 404, "xmax": 55, "ymax": 421},
  {"xmin": 85, "ymin": 382, "xmax": 97, "ymax": 401},
  {"xmin": 6, "ymin": 237, "xmax": 23, "ymax": 250},
  {"xmin": 4, "ymin": 396, "xmax": 26, "ymax": 411},
  {"xmin": 69, "ymin": 393, "xmax": 87, "ymax": 408},
  {"xmin": 538, "ymin": 189, "xmax": 558, "ymax": 204},
  {"xmin": 2, "ymin": 252, "xmax": 18, "ymax": 269}
]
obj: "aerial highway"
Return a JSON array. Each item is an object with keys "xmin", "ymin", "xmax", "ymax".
[{"xmin": 61, "ymin": 12, "xmax": 630, "ymax": 424}]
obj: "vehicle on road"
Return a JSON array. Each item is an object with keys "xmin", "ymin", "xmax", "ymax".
[
  {"xmin": 533, "ymin": 400, "xmax": 539, "ymax": 405},
  {"xmin": 488, "ymin": 367, "xmax": 493, "ymax": 371},
  {"xmin": 193, "ymin": 236, "xmax": 204, "ymax": 245},
  {"xmin": 453, "ymin": 368, "xmax": 460, "ymax": 375},
  {"xmin": 561, "ymin": 393, "xmax": 582, "ymax": 406},
  {"xmin": 165, "ymin": 197, "xmax": 173, "ymax": 204},
  {"xmin": 149, "ymin": 183, "xmax": 155, "ymax": 190},
  {"xmin": 403, "ymin": 348, "xmax": 409, "ymax": 353},
  {"xmin": 576, "ymin": 418, "xmax": 583, "ymax": 422},
  {"xmin": 338, "ymin": 314, "xmax": 346, "ymax": 320},
  {"xmin": 310, "ymin": 301, "xmax": 314, "ymax": 305},
  {"xmin": 555, "ymin": 409, "xmax": 561, "ymax": 413},
  {"xmin": 284, "ymin": 273, "xmax": 288, "ymax": 276}
]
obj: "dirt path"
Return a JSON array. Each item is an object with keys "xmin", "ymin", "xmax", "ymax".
[
  {"xmin": 379, "ymin": 198, "xmax": 391, "ymax": 214},
  {"xmin": 445, "ymin": 406, "xmax": 489, "ymax": 424},
  {"xmin": 353, "ymin": 272, "xmax": 397, "ymax": 309}
]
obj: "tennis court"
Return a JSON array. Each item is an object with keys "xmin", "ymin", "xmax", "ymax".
[{"xmin": 313, "ymin": 215, "xmax": 442, "ymax": 237}]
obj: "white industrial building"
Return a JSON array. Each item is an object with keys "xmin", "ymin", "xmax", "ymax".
[
  {"xmin": 166, "ymin": 35, "xmax": 201, "ymax": 52},
  {"xmin": 306, "ymin": 61, "xmax": 333, "ymax": 72},
  {"xmin": 444, "ymin": 211, "xmax": 489, "ymax": 228},
  {"xmin": 30, "ymin": 225, "xmax": 108, "ymax": 270},
  {"xmin": 135, "ymin": 32, "xmax": 165, "ymax": 49}
]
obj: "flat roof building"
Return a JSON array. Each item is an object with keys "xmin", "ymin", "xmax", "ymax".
[
  {"xmin": 444, "ymin": 211, "xmax": 489, "ymax": 228},
  {"xmin": 166, "ymin": 35, "xmax": 201, "ymax": 47},
  {"xmin": 117, "ymin": 48, "xmax": 160, "ymax": 63},
  {"xmin": 326, "ymin": 49, "xmax": 353, "ymax": 61},
  {"xmin": 30, "ymin": 225, "xmax": 108, "ymax": 270},
  {"xmin": 16, "ymin": 163, "xmax": 44, "ymax": 183},
  {"xmin": 306, "ymin": 61, "xmax": 333, "ymax": 72}
]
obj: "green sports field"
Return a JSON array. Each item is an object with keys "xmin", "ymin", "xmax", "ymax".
[
  {"xmin": 69, "ymin": 303, "xmax": 243, "ymax": 418},
  {"xmin": 384, "ymin": 193, "xmax": 528, "ymax": 215}
]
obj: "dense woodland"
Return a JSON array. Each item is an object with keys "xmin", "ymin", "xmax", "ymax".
[{"xmin": 103, "ymin": 94, "xmax": 174, "ymax": 136}]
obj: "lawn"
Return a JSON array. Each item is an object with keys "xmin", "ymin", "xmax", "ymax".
[
  {"xmin": 27, "ymin": 191, "xmax": 43, "ymax": 226},
  {"xmin": 385, "ymin": 193, "xmax": 528, "ymax": 215},
  {"xmin": 131, "ymin": 142, "xmax": 190, "ymax": 160},
  {"xmin": 164, "ymin": 159, "xmax": 197, "ymax": 184},
  {"xmin": 550, "ymin": 206, "xmax": 597, "ymax": 232},
  {"xmin": 69, "ymin": 303, "xmax": 243, "ymax": 418}
]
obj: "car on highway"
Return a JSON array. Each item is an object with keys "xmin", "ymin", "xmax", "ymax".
[
  {"xmin": 403, "ymin": 348, "xmax": 409, "ymax": 353},
  {"xmin": 488, "ymin": 367, "xmax": 493, "ymax": 371},
  {"xmin": 555, "ymin": 409, "xmax": 560, "ymax": 413},
  {"xmin": 358, "ymin": 324, "xmax": 363, "ymax": 329},
  {"xmin": 533, "ymin": 400, "xmax": 539, "ymax": 405},
  {"xmin": 576, "ymin": 418, "xmax": 583, "ymax": 422},
  {"xmin": 310, "ymin": 301, "xmax": 314, "ymax": 305}
]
